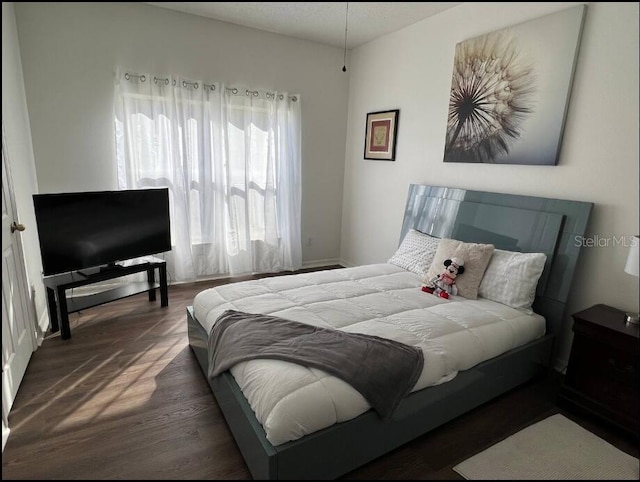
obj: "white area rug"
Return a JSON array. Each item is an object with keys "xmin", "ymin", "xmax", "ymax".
[{"xmin": 453, "ymin": 414, "xmax": 639, "ymax": 480}]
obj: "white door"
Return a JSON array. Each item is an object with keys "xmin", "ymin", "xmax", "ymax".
[{"xmin": 2, "ymin": 122, "xmax": 35, "ymax": 450}]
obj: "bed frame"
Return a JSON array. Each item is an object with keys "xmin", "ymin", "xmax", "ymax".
[{"xmin": 186, "ymin": 184, "xmax": 592, "ymax": 480}]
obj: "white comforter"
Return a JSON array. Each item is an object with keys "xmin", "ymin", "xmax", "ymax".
[{"xmin": 193, "ymin": 263, "xmax": 545, "ymax": 446}]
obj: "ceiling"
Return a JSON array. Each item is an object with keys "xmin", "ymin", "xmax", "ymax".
[{"xmin": 144, "ymin": 2, "xmax": 462, "ymax": 49}]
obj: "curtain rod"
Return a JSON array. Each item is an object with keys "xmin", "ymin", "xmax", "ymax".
[{"xmin": 123, "ymin": 72, "xmax": 297, "ymax": 101}]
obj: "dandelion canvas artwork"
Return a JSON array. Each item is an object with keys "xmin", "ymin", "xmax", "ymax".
[{"xmin": 443, "ymin": 5, "xmax": 586, "ymax": 165}]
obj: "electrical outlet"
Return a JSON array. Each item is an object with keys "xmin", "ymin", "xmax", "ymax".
[{"xmin": 307, "ymin": 237, "xmax": 313, "ymax": 246}]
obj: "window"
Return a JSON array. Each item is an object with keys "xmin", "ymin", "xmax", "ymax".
[{"xmin": 114, "ymin": 71, "xmax": 301, "ymax": 280}]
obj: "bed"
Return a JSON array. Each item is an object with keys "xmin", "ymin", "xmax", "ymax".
[{"xmin": 186, "ymin": 184, "xmax": 593, "ymax": 480}]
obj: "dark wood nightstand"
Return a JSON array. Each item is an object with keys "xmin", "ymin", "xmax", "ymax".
[{"xmin": 558, "ymin": 304, "xmax": 639, "ymax": 438}]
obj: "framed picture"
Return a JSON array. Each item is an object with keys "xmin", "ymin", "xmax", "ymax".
[
  {"xmin": 364, "ymin": 109, "xmax": 399, "ymax": 161},
  {"xmin": 443, "ymin": 5, "xmax": 586, "ymax": 165}
]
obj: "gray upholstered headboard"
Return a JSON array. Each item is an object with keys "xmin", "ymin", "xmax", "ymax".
[{"xmin": 400, "ymin": 184, "xmax": 593, "ymax": 335}]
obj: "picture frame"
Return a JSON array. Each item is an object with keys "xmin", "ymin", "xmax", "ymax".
[
  {"xmin": 364, "ymin": 109, "xmax": 399, "ymax": 161},
  {"xmin": 443, "ymin": 5, "xmax": 586, "ymax": 165}
]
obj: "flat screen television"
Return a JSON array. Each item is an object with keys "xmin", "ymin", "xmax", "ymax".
[{"xmin": 33, "ymin": 188, "xmax": 171, "ymax": 276}]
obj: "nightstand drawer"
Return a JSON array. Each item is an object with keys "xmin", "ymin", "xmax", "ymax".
[
  {"xmin": 559, "ymin": 304, "xmax": 639, "ymax": 438},
  {"xmin": 573, "ymin": 320, "xmax": 638, "ymax": 353},
  {"xmin": 569, "ymin": 335, "xmax": 638, "ymax": 386},
  {"xmin": 567, "ymin": 369, "xmax": 639, "ymax": 420}
]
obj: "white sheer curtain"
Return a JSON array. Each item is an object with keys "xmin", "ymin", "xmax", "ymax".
[{"xmin": 114, "ymin": 69, "xmax": 301, "ymax": 281}]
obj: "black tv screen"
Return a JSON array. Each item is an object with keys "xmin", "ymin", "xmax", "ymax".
[{"xmin": 33, "ymin": 188, "xmax": 171, "ymax": 276}]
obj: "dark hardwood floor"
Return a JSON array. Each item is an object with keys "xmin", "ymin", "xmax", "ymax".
[{"xmin": 2, "ymin": 268, "xmax": 638, "ymax": 480}]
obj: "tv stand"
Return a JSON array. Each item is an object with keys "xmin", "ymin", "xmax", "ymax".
[
  {"xmin": 101, "ymin": 262, "xmax": 124, "ymax": 271},
  {"xmin": 43, "ymin": 257, "xmax": 168, "ymax": 340},
  {"xmin": 77, "ymin": 263, "xmax": 123, "ymax": 278}
]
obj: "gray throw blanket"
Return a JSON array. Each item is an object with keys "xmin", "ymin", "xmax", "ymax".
[{"xmin": 208, "ymin": 309, "xmax": 424, "ymax": 420}]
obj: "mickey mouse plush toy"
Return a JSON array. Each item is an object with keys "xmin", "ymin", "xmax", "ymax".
[{"xmin": 421, "ymin": 257, "xmax": 465, "ymax": 299}]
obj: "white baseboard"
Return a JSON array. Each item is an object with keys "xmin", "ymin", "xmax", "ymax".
[
  {"xmin": 30, "ymin": 284, "xmax": 49, "ymax": 346},
  {"xmin": 2, "ymin": 423, "xmax": 9, "ymax": 453},
  {"xmin": 36, "ymin": 310, "xmax": 49, "ymax": 346},
  {"xmin": 553, "ymin": 357, "xmax": 568, "ymax": 374},
  {"xmin": 301, "ymin": 258, "xmax": 343, "ymax": 269},
  {"xmin": 168, "ymin": 260, "xmax": 344, "ymax": 287},
  {"xmin": 337, "ymin": 258, "xmax": 357, "ymax": 268}
]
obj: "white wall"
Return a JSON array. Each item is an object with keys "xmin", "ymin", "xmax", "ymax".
[
  {"xmin": 13, "ymin": 1, "xmax": 349, "ymax": 266},
  {"xmin": 11, "ymin": 2, "xmax": 639, "ymax": 369},
  {"xmin": 341, "ymin": 2, "xmax": 639, "ymax": 368},
  {"xmin": 2, "ymin": 2, "xmax": 49, "ymax": 338}
]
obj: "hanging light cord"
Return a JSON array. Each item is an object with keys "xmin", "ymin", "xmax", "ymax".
[{"xmin": 342, "ymin": 2, "xmax": 349, "ymax": 72}]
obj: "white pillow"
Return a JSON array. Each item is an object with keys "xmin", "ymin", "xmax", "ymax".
[
  {"xmin": 478, "ymin": 249, "xmax": 547, "ymax": 313},
  {"xmin": 388, "ymin": 229, "xmax": 440, "ymax": 277}
]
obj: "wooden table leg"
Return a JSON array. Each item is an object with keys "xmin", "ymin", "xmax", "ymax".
[
  {"xmin": 147, "ymin": 266, "xmax": 157, "ymax": 302},
  {"xmin": 56, "ymin": 286, "xmax": 71, "ymax": 340},
  {"xmin": 159, "ymin": 263, "xmax": 168, "ymax": 307},
  {"xmin": 46, "ymin": 286, "xmax": 59, "ymax": 333}
]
